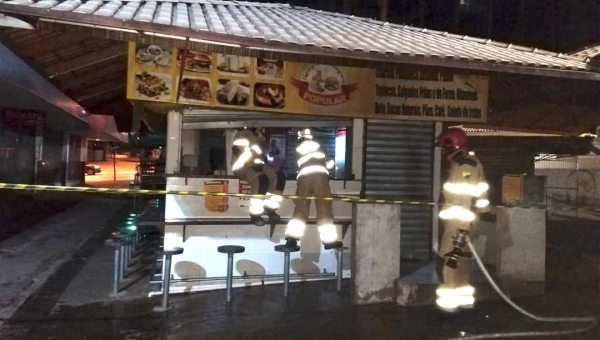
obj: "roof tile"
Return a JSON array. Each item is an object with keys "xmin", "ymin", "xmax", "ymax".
[{"xmin": 0, "ymin": 0, "xmax": 590, "ymax": 71}]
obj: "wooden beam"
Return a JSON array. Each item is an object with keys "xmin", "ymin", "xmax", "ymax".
[
  {"xmin": 45, "ymin": 43, "xmax": 127, "ymax": 79},
  {"xmin": 75, "ymin": 78, "xmax": 126, "ymax": 102},
  {"xmin": 21, "ymin": 32, "xmax": 90, "ymax": 56},
  {"xmin": 77, "ymin": 85, "xmax": 125, "ymax": 104},
  {"xmin": 82, "ymin": 90, "xmax": 124, "ymax": 108},
  {"xmin": 89, "ymin": 96, "xmax": 129, "ymax": 111},
  {"xmin": 57, "ymin": 61, "xmax": 126, "ymax": 91},
  {"xmin": 487, "ymin": 104, "xmax": 600, "ymax": 134}
]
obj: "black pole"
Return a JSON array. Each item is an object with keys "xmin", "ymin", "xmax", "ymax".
[{"xmin": 360, "ymin": 119, "xmax": 367, "ymax": 199}]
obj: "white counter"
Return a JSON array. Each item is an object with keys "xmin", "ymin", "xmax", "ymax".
[{"xmin": 163, "ymin": 176, "xmax": 360, "ymax": 293}]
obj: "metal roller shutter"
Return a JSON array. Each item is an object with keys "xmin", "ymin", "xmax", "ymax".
[
  {"xmin": 364, "ymin": 120, "xmax": 435, "ymax": 260},
  {"xmin": 284, "ymin": 128, "xmax": 336, "ymax": 178}
]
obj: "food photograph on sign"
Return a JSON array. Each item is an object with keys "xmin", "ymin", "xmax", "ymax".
[
  {"xmin": 254, "ymin": 83, "xmax": 285, "ymax": 109},
  {"xmin": 135, "ymin": 44, "xmax": 172, "ymax": 69},
  {"xmin": 178, "ymin": 50, "xmax": 211, "ymax": 73},
  {"xmin": 134, "ymin": 71, "xmax": 172, "ymax": 101},
  {"xmin": 255, "ymin": 58, "xmax": 284, "ymax": 79},
  {"xmin": 216, "ymin": 79, "xmax": 250, "ymax": 106},
  {"xmin": 216, "ymin": 54, "xmax": 250, "ymax": 75},
  {"xmin": 179, "ymin": 76, "xmax": 211, "ymax": 104}
]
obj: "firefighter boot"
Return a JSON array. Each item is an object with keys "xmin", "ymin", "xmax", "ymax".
[
  {"xmin": 323, "ymin": 241, "xmax": 343, "ymax": 250},
  {"xmin": 285, "ymin": 237, "xmax": 298, "ymax": 249},
  {"xmin": 250, "ymin": 215, "xmax": 266, "ymax": 226},
  {"xmin": 264, "ymin": 208, "xmax": 281, "ymax": 223}
]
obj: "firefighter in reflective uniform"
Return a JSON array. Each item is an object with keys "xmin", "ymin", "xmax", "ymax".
[
  {"xmin": 436, "ymin": 128, "xmax": 490, "ymax": 311},
  {"xmin": 284, "ymin": 129, "xmax": 341, "ymax": 249},
  {"xmin": 232, "ymin": 129, "xmax": 284, "ymax": 226}
]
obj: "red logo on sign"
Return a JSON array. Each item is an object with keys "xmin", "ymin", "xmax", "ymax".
[{"xmin": 290, "ymin": 65, "xmax": 358, "ymax": 106}]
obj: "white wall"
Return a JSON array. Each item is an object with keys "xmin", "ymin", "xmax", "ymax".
[{"xmin": 163, "ymin": 177, "xmax": 359, "ymax": 292}]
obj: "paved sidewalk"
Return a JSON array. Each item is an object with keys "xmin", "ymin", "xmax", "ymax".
[{"xmin": 0, "ymin": 198, "xmax": 126, "ymax": 322}]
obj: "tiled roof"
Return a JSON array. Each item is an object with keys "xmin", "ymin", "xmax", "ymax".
[
  {"xmin": 0, "ymin": 0, "xmax": 592, "ymax": 72},
  {"xmin": 571, "ymin": 45, "xmax": 600, "ymax": 60}
]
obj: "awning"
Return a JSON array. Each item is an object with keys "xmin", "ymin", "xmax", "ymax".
[
  {"xmin": 0, "ymin": 37, "xmax": 126, "ymax": 142},
  {"xmin": 0, "ymin": 0, "xmax": 597, "ymax": 80},
  {"xmin": 182, "ymin": 108, "xmax": 352, "ymax": 129}
]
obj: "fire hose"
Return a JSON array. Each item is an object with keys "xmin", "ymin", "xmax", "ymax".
[{"xmin": 445, "ymin": 237, "xmax": 598, "ymax": 340}]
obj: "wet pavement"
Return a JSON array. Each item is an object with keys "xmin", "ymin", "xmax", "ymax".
[
  {"xmin": 0, "ymin": 209, "xmax": 597, "ymax": 340},
  {"xmin": 0, "ymin": 197, "xmax": 126, "ymax": 321},
  {"xmin": 0, "ymin": 278, "xmax": 598, "ymax": 340}
]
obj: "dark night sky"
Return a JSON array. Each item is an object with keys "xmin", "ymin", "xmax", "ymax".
[{"xmin": 260, "ymin": 0, "xmax": 600, "ymax": 53}]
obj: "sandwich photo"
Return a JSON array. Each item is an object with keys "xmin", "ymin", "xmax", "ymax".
[{"xmin": 216, "ymin": 79, "xmax": 250, "ymax": 106}]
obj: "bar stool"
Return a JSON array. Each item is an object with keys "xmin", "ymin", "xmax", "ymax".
[
  {"xmin": 329, "ymin": 242, "xmax": 347, "ymax": 293},
  {"xmin": 108, "ymin": 238, "xmax": 125, "ymax": 295},
  {"xmin": 154, "ymin": 247, "xmax": 184, "ymax": 312},
  {"xmin": 217, "ymin": 245, "xmax": 245, "ymax": 303},
  {"xmin": 274, "ymin": 244, "xmax": 300, "ymax": 297},
  {"xmin": 117, "ymin": 228, "xmax": 135, "ymax": 267},
  {"xmin": 112, "ymin": 235, "xmax": 132, "ymax": 280}
]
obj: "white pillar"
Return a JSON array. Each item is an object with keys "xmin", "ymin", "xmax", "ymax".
[
  {"xmin": 352, "ymin": 203, "xmax": 401, "ymax": 304},
  {"xmin": 352, "ymin": 119, "xmax": 364, "ymax": 180},
  {"xmin": 496, "ymin": 207, "xmax": 546, "ymax": 282},
  {"xmin": 181, "ymin": 129, "xmax": 199, "ymax": 155},
  {"xmin": 33, "ymin": 123, "xmax": 43, "ymax": 184},
  {"xmin": 62, "ymin": 132, "xmax": 70, "ymax": 186},
  {"xmin": 80, "ymin": 138, "xmax": 87, "ymax": 162},
  {"xmin": 166, "ymin": 110, "xmax": 182, "ymax": 175}
]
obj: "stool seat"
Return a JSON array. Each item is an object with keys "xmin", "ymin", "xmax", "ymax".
[
  {"xmin": 274, "ymin": 244, "xmax": 300, "ymax": 253},
  {"xmin": 218, "ymin": 245, "xmax": 245, "ymax": 254},
  {"xmin": 161, "ymin": 247, "xmax": 184, "ymax": 256}
]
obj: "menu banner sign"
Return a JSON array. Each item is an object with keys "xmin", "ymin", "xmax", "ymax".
[
  {"xmin": 374, "ymin": 70, "xmax": 488, "ymax": 122},
  {"xmin": 126, "ymin": 42, "xmax": 487, "ymax": 123}
]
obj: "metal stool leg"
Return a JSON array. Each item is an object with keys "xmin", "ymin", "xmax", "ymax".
[
  {"xmin": 113, "ymin": 247, "xmax": 121, "ymax": 295},
  {"xmin": 161, "ymin": 254, "xmax": 173, "ymax": 310},
  {"xmin": 119, "ymin": 244, "xmax": 126, "ymax": 281},
  {"xmin": 125, "ymin": 242, "xmax": 131, "ymax": 268},
  {"xmin": 134, "ymin": 229, "xmax": 139, "ymax": 251},
  {"xmin": 336, "ymin": 248, "xmax": 343, "ymax": 293},
  {"xmin": 226, "ymin": 253, "xmax": 234, "ymax": 303},
  {"xmin": 154, "ymin": 247, "xmax": 183, "ymax": 312},
  {"xmin": 283, "ymin": 251, "xmax": 290, "ymax": 297}
]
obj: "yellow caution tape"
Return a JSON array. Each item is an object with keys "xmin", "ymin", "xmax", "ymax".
[{"xmin": 0, "ymin": 182, "xmax": 564, "ymax": 210}]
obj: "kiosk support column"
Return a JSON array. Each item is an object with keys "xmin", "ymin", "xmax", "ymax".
[{"xmin": 166, "ymin": 110, "xmax": 182, "ymax": 175}]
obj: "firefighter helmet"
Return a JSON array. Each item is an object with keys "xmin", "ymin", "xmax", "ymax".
[
  {"xmin": 297, "ymin": 128, "xmax": 314, "ymax": 140},
  {"xmin": 233, "ymin": 129, "xmax": 257, "ymax": 146},
  {"xmin": 438, "ymin": 128, "xmax": 468, "ymax": 150}
]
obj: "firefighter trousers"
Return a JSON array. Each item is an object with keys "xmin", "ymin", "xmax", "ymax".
[
  {"xmin": 286, "ymin": 174, "xmax": 336, "ymax": 243},
  {"xmin": 437, "ymin": 219, "xmax": 472, "ymax": 289},
  {"xmin": 235, "ymin": 164, "xmax": 284, "ymax": 216}
]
